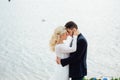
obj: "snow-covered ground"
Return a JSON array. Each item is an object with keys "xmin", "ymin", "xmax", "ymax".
[{"xmin": 0, "ymin": 0, "xmax": 120, "ymax": 80}]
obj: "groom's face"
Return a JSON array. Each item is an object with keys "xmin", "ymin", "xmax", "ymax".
[{"xmin": 66, "ymin": 28, "xmax": 73, "ymax": 37}]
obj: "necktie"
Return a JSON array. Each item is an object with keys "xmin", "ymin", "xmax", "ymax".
[{"xmin": 70, "ymin": 38, "xmax": 73, "ymax": 47}]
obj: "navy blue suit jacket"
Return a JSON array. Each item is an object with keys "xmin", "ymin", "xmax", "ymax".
[{"xmin": 61, "ymin": 33, "xmax": 88, "ymax": 78}]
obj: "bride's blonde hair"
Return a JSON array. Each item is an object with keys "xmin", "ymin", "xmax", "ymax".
[{"xmin": 49, "ymin": 26, "xmax": 66, "ymax": 52}]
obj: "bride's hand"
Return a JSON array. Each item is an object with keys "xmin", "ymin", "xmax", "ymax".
[
  {"xmin": 73, "ymin": 28, "xmax": 78, "ymax": 36},
  {"xmin": 56, "ymin": 56, "xmax": 61, "ymax": 64}
]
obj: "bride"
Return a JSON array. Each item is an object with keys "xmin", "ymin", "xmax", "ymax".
[{"xmin": 49, "ymin": 26, "xmax": 78, "ymax": 80}]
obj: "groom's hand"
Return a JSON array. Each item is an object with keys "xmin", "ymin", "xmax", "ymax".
[{"xmin": 56, "ymin": 56, "xmax": 61, "ymax": 64}]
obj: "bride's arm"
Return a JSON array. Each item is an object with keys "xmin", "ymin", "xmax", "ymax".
[{"xmin": 60, "ymin": 35, "xmax": 77, "ymax": 53}]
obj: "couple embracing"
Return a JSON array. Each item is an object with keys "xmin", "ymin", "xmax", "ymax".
[{"xmin": 49, "ymin": 21, "xmax": 88, "ymax": 80}]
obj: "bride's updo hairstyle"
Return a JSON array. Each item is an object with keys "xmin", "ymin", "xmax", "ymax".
[{"xmin": 49, "ymin": 26, "xmax": 66, "ymax": 52}]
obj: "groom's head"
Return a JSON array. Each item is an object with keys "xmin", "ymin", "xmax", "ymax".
[{"xmin": 65, "ymin": 21, "xmax": 78, "ymax": 36}]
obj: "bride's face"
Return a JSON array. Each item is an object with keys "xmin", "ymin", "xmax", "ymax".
[{"xmin": 60, "ymin": 32, "xmax": 68, "ymax": 40}]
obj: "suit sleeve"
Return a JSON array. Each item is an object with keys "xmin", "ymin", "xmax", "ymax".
[{"xmin": 61, "ymin": 39, "xmax": 87, "ymax": 67}]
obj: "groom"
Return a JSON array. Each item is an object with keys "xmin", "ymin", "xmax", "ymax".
[{"xmin": 57, "ymin": 21, "xmax": 88, "ymax": 80}]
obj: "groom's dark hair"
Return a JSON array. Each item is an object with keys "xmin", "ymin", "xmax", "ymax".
[{"xmin": 65, "ymin": 21, "xmax": 78, "ymax": 29}]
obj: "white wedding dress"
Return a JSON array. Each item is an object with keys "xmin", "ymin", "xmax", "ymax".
[{"xmin": 49, "ymin": 36, "xmax": 77, "ymax": 80}]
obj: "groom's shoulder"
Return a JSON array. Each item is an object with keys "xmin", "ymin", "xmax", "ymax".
[
  {"xmin": 78, "ymin": 33, "xmax": 87, "ymax": 43},
  {"xmin": 78, "ymin": 33, "xmax": 85, "ymax": 40}
]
